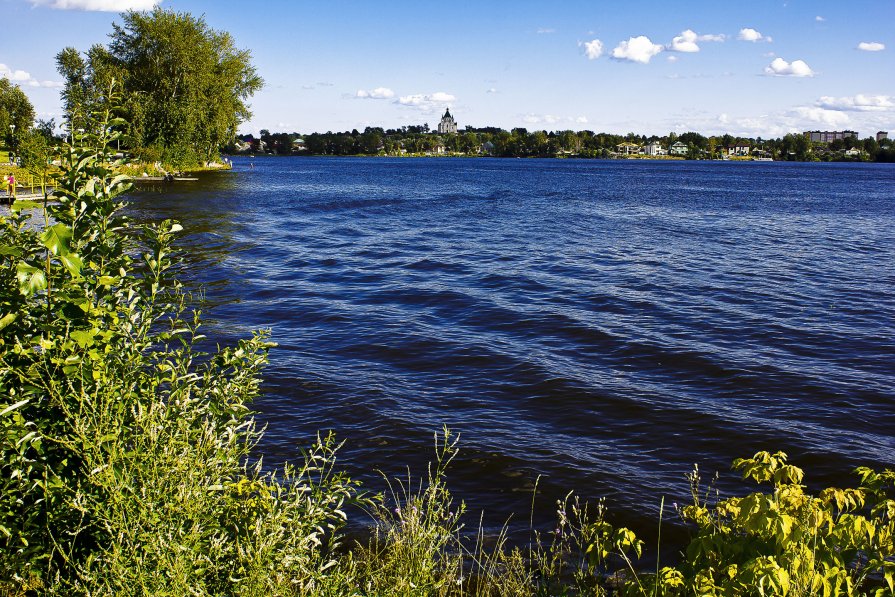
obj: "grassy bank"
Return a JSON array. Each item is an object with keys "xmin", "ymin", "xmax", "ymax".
[{"xmin": 2, "ymin": 116, "xmax": 893, "ymax": 595}]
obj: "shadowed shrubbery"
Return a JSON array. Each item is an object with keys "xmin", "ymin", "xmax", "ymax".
[{"xmin": 1, "ymin": 104, "xmax": 893, "ymax": 595}]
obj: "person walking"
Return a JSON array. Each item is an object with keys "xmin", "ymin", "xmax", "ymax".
[{"xmin": 7, "ymin": 174, "xmax": 16, "ymax": 201}]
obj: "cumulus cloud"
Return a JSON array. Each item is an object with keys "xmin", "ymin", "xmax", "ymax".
[
  {"xmin": 857, "ymin": 42, "xmax": 885, "ymax": 52},
  {"xmin": 583, "ymin": 39, "xmax": 604, "ymax": 59},
  {"xmin": 817, "ymin": 94, "xmax": 893, "ymax": 111},
  {"xmin": 355, "ymin": 87, "xmax": 394, "ymax": 99},
  {"xmin": 815, "ymin": 16, "xmax": 825, "ymax": 22},
  {"xmin": 793, "ymin": 107, "xmax": 850, "ymax": 126},
  {"xmin": 667, "ymin": 55, "xmax": 679, "ymax": 63},
  {"xmin": 764, "ymin": 58, "xmax": 814, "ymax": 77},
  {"xmin": 668, "ymin": 30, "xmax": 725, "ymax": 53},
  {"xmin": 396, "ymin": 91, "xmax": 456, "ymax": 111},
  {"xmin": 670, "ymin": 30, "xmax": 700, "ymax": 52},
  {"xmin": 610, "ymin": 36, "xmax": 664, "ymax": 64},
  {"xmin": 738, "ymin": 28, "xmax": 771, "ymax": 42},
  {"xmin": 486, "ymin": 87, "xmax": 498, "ymax": 94},
  {"xmin": 575, "ymin": 116, "xmax": 588, "ymax": 124},
  {"xmin": 29, "ymin": 0, "xmax": 158, "ymax": 10},
  {"xmin": 0, "ymin": 63, "xmax": 64, "ymax": 88}
]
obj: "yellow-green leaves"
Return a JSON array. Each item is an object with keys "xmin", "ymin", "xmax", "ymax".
[
  {"xmin": 733, "ymin": 451, "xmax": 804, "ymax": 487},
  {"xmin": 16, "ymin": 262, "xmax": 47, "ymax": 296}
]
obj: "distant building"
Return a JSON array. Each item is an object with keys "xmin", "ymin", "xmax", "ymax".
[
  {"xmin": 805, "ymin": 130, "xmax": 858, "ymax": 143},
  {"xmin": 643, "ymin": 141, "xmax": 667, "ymax": 156},
  {"xmin": 669, "ymin": 141, "xmax": 688, "ymax": 156},
  {"xmin": 877, "ymin": 131, "xmax": 889, "ymax": 142},
  {"xmin": 725, "ymin": 144, "xmax": 751, "ymax": 156},
  {"xmin": 437, "ymin": 108, "xmax": 458, "ymax": 134},
  {"xmin": 615, "ymin": 142, "xmax": 640, "ymax": 155}
]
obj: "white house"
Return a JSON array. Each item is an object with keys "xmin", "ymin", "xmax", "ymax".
[
  {"xmin": 644, "ymin": 141, "xmax": 667, "ymax": 156},
  {"xmin": 669, "ymin": 141, "xmax": 688, "ymax": 156}
]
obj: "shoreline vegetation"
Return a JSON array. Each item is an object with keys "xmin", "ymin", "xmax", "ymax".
[
  {"xmin": 231, "ymin": 126, "xmax": 895, "ymax": 163},
  {"xmin": 2, "ymin": 110, "xmax": 894, "ymax": 595}
]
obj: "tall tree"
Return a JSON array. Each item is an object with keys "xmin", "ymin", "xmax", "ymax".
[
  {"xmin": 57, "ymin": 8, "xmax": 262, "ymax": 168},
  {"xmin": 0, "ymin": 79, "xmax": 35, "ymax": 151}
]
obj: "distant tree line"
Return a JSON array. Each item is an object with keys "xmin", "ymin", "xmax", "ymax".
[{"xmin": 233, "ymin": 127, "xmax": 895, "ymax": 163}]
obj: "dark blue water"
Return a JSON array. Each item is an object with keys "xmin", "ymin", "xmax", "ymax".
[{"xmin": 129, "ymin": 157, "xmax": 895, "ymax": 540}]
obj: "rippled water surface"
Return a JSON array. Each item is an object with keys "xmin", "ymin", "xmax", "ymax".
[{"xmin": 129, "ymin": 157, "xmax": 895, "ymax": 538}]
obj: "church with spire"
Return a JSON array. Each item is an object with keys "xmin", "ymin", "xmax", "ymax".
[{"xmin": 437, "ymin": 108, "xmax": 458, "ymax": 134}]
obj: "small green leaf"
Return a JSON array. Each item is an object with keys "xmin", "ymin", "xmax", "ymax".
[
  {"xmin": 0, "ymin": 312, "xmax": 17, "ymax": 331},
  {"xmin": 40, "ymin": 223, "xmax": 73, "ymax": 256},
  {"xmin": 0, "ymin": 246, "xmax": 23, "ymax": 257},
  {"xmin": 16, "ymin": 262, "xmax": 47, "ymax": 296},
  {"xmin": 59, "ymin": 253, "xmax": 84, "ymax": 277},
  {"xmin": 70, "ymin": 329, "xmax": 96, "ymax": 348}
]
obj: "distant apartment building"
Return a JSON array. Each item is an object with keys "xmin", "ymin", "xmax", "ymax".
[
  {"xmin": 805, "ymin": 130, "xmax": 858, "ymax": 143},
  {"xmin": 877, "ymin": 131, "xmax": 888, "ymax": 142}
]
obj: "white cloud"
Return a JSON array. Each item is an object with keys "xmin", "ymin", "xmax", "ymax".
[
  {"xmin": 29, "ymin": 0, "xmax": 158, "ymax": 10},
  {"xmin": 817, "ymin": 94, "xmax": 893, "ymax": 111},
  {"xmin": 718, "ymin": 113, "xmax": 730, "ymax": 124},
  {"xmin": 815, "ymin": 16, "xmax": 825, "ymax": 22},
  {"xmin": 537, "ymin": 28, "xmax": 556, "ymax": 34},
  {"xmin": 857, "ymin": 42, "xmax": 885, "ymax": 52},
  {"xmin": 667, "ymin": 55, "xmax": 679, "ymax": 63},
  {"xmin": 355, "ymin": 87, "xmax": 395, "ymax": 99},
  {"xmin": 0, "ymin": 63, "xmax": 63, "ymax": 88},
  {"xmin": 575, "ymin": 116, "xmax": 588, "ymax": 124},
  {"xmin": 610, "ymin": 36, "xmax": 664, "ymax": 64},
  {"xmin": 670, "ymin": 29, "xmax": 700, "ymax": 52},
  {"xmin": 396, "ymin": 91, "xmax": 456, "ymax": 111},
  {"xmin": 668, "ymin": 30, "xmax": 724, "ymax": 53},
  {"xmin": 764, "ymin": 57, "xmax": 815, "ymax": 77},
  {"xmin": 738, "ymin": 28, "xmax": 771, "ymax": 42},
  {"xmin": 793, "ymin": 107, "xmax": 850, "ymax": 126},
  {"xmin": 486, "ymin": 87, "xmax": 498, "ymax": 94},
  {"xmin": 583, "ymin": 39, "xmax": 604, "ymax": 59}
]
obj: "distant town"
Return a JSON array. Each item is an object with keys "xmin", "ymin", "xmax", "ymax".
[{"xmin": 233, "ymin": 109, "xmax": 894, "ymax": 163}]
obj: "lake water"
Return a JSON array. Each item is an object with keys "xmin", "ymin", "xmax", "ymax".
[{"xmin": 128, "ymin": 156, "xmax": 895, "ymax": 542}]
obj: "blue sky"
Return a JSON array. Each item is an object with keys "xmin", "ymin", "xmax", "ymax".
[{"xmin": 2, "ymin": 0, "xmax": 893, "ymax": 138}]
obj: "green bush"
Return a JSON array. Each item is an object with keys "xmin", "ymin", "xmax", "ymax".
[{"xmin": 0, "ymin": 94, "xmax": 360, "ymax": 595}]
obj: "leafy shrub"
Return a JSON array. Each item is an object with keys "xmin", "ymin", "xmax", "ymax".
[{"xmin": 0, "ymin": 92, "xmax": 360, "ymax": 595}]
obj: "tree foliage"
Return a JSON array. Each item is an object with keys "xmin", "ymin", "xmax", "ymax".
[
  {"xmin": 0, "ymin": 78, "xmax": 35, "ymax": 151},
  {"xmin": 56, "ymin": 8, "xmax": 262, "ymax": 169}
]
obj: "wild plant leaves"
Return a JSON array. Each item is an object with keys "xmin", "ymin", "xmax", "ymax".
[
  {"xmin": 15, "ymin": 224, "xmax": 85, "ymax": 295},
  {"xmin": 16, "ymin": 262, "xmax": 47, "ymax": 296},
  {"xmin": 39, "ymin": 224, "xmax": 73, "ymax": 256}
]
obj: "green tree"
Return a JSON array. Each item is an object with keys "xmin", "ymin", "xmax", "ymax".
[
  {"xmin": 18, "ymin": 130, "xmax": 54, "ymax": 196},
  {"xmin": 0, "ymin": 78, "xmax": 35, "ymax": 151},
  {"xmin": 57, "ymin": 8, "xmax": 262, "ymax": 169}
]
